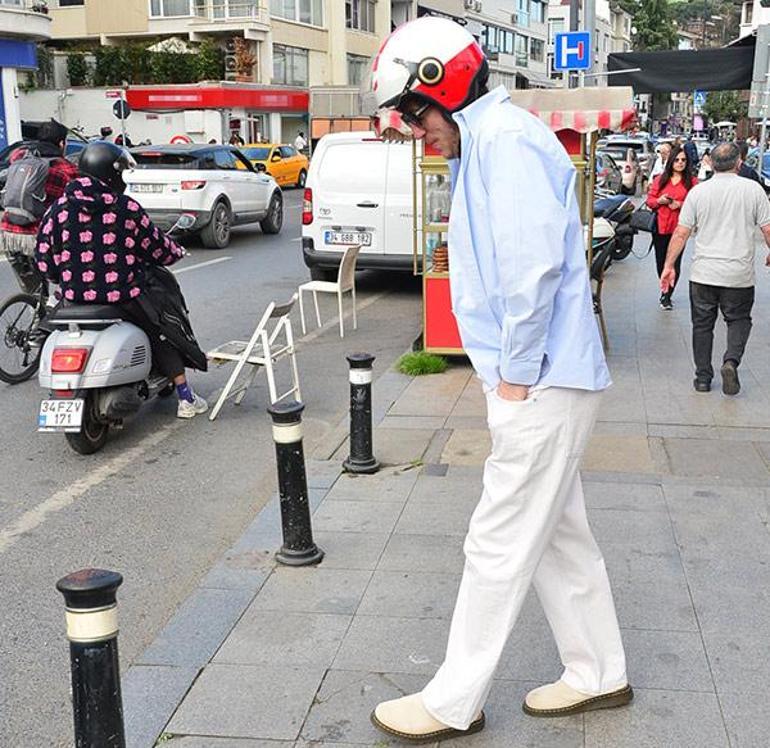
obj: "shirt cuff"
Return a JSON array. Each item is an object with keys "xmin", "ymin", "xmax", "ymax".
[{"xmin": 499, "ymin": 357, "xmax": 542, "ymax": 386}]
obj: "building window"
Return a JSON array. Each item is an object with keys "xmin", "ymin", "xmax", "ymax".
[
  {"xmin": 603, "ymin": 33, "xmax": 609, "ymax": 52},
  {"xmin": 347, "ymin": 53, "xmax": 369, "ymax": 86},
  {"xmin": 270, "ymin": 0, "xmax": 323, "ymax": 26},
  {"xmin": 515, "ymin": 33, "xmax": 529, "ymax": 67},
  {"xmin": 149, "ymin": 0, "xmax": 191, "ymax": 17},
  {"xmin": 531, "ymin": 0, "xmax": 545, "ymax": 24},
  {"xmin": 516, "ymin": 0, "xmax": 530, "ymax": 27},
  {"xmin": 57, "ymin": 0, "xmax": 85, "ymax": 6},
  {"xmin": 548, "ymin": 18, "xmax": 564, "ymax": 43},
  {"xmin": 481, "ymin": 24, "xmax": 514, "ymax": 55},
  {"xmin": 346, "ymin": 0, "xmax": 376, "ymax": 32},
  {"xmin": 547, "ymin": 52, "xmax": 562, "ymax": 80},
  {"xmin": 272, "ymin": 44, "xmax": 309, "ymax": 86},
  {"xmin": 743, "ymin": 1, "xmax": 753, "ymax": 25},
  {"xmin": 530, "ymin": 38, "xmax": 544, "ymax": 63},
  {"xmin": 624, "ymin": 17, "xmax": 631, "ymax": 35}
]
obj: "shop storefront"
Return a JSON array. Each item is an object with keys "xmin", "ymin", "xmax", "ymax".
[{"xmin": 126, "ymin": 83, "xmax": 309, "ymax": 145}]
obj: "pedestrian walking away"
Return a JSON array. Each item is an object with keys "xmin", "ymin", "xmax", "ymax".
[
  {"xmin": 0, "ymin": 119, "xmax": 78, "ymax": 295},
  {"xmin": 660, "ymin": 141, "xmax": 770, "ymax": 395},
  {"xmin": 646, "ymin": 145, "xmax": 697, "ymax": 310},
  {"xmin": 736, "ymin": 140, "xmax": 761, "ymax": 185},
  {"xmin": 365, "ymin": 16, "xmax": 631, "ymax": 744},
  {"xmin": 684, "ymin": 135, "xmax": 699, "ymax": 171}
]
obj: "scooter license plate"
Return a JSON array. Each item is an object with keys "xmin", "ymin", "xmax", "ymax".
[{"xmin": 38, "ymin": 399, "xmax": 85, "ymax": 433}]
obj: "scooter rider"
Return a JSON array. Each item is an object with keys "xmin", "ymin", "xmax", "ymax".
[{"xmin": 34, "ymin": 141, "xmax": 208, "ymax": 419}]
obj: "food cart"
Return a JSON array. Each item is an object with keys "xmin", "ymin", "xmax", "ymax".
[{"xmin": 412, "ymin": 86, "xmax": 636, "ymax": 353}]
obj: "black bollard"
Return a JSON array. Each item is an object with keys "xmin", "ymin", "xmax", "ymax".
[
  {"xmin": 56, "ymin": 568, "xmax": 125, "ymax": 748},
  {"xmin": 343, "ymin": 353, "xmax": 380, "ymax": 474},
  {"xmin": 267, "ymin": 400, "xmax": 324, "ymax": 566}
]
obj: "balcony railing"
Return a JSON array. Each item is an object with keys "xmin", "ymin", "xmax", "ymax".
[
  {"xmin": 0, "ymin": 0, "xmax": 48, "ymax": 12},
  {"xmin": 191, "ymin": 0, "xmax": 268, "ymax": 22}
]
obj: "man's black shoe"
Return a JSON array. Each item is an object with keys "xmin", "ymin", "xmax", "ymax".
[
  {"xmin": 720, "ymin": 360, "xmax": 740, "ymax": 396},
  {"xmin": 693, "ymin": 379, "xmax": 711, "ymax": 393}
]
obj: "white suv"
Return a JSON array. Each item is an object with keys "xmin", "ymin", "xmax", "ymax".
[{"xmin": 124, "ymin": 144, "xmax": 283, "ymax": 248}]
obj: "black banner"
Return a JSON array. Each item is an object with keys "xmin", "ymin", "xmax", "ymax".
[{"xmin": 607, "ymin": 47, "xmax": 754, "ymax": 93}]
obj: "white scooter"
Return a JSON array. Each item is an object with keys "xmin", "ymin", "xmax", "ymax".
[{"xmin": 37, "ymin": 214, "xmax": 196, "ymax": 454}]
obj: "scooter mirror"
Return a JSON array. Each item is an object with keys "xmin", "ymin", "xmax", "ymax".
[{"xmin": 174, "ymin": 213, "xmax": 196, "ymax": 230}]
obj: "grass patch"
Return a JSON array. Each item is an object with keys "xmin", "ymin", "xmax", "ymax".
[{"xmin": 397, "ymin": 351, "xmax": 448, "ymax": 376}]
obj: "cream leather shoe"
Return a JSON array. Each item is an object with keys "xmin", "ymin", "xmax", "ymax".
[
  {"xmin": 523, "ymin": 680, "xmax": 633, "ymax": 717},
  {"xmin": 371, "ymin": 693, "xmax": 485, "ymax": 743}
]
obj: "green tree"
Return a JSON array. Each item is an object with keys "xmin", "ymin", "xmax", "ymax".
[
  {"xmin": 196, "ymin": 39, "xmax": 224, "ymax": 81},
  {"xmin": 620, "ymin": 0, "xmax": 678, "ymax": 51},
  {"xmin": 66, "ymin": 53, "xmax": 89, "ymax": 86},
  {"xmin": 702, "ymin": 90, "xmax": 747, "ymax": 123}
]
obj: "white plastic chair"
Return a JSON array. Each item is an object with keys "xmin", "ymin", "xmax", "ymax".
[
  {"xmin": 206, "ymin": 294, "xmax": 301, "ymax": 421},
  {"xmin": 298, "ymin": 245, "xmax": 361, "ymax": 338}
]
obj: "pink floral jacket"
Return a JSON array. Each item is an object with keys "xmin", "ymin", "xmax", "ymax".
[{"xmin": 35, "ymin": 176, "xmax": 183, "ymax": 304}]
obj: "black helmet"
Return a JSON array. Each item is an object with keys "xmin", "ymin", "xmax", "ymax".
[{"xmin": 79, "ymin": 141, "xmax": 135, "ymax": 194}]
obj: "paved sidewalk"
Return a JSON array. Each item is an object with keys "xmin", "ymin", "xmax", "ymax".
[{"xmin": 123, "ymin": 247, "xmax": 770, "ymax": 747}]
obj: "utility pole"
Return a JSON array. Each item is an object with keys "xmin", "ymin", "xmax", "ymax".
[
  {"xmin": 584, "ymin": 0, "xmax": 596, "ymax": 87},
  {"xmin": 569, "ymin": 0, "xmax": 580, "ymax": 87}
]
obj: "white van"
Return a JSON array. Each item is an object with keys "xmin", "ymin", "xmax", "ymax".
[{"xmin": 301, "ymin": 132, "xmax": 416, "ymax": 280}]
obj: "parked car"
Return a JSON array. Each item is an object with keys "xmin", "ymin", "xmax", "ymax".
[
  {"xmin": 606, "ymin": 135, "xmax": 654, "ymax": 178},
  {"xmin": 239, "ymin": 143, "xmax": 309, "ymax": 188},
  {"xmin": 125, "ymin": 144, "xmax": 283, "ymax": 248},
  {"xmin": 595, "ymin": 151, "xmax": 623, "ymax": 194},
  {"xmin": 598, "ymin": 146, "xmax": 641, "ymax": 195},
  {"xmin": 302, "ymin": 132, "xmax": 415, "ymax": 280}
]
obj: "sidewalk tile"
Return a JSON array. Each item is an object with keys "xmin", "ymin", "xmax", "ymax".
[
  {"xmin": 395, "ymin": 500, "xmax": 473, "ymax": 537},
  {"xmin": 137, "ymin": 588, "xmax": 254, "ymax": 668},
  {"xmin": 704, "ymin": 630, "xmax": 770, "ymax": 693},
  {"xmin": 584, "ymin": 689, "xmax": 729, "ymax": 748},
  {"xmin": 679, "ymin": 556, "xmax": 770, "ymax": 635},
  {"xmin": 661, "ymin": 438, "xmax": 769, "ymax": 480},
  {"xmin": 166, "ymin": 663, "xmax": 326, "ymax": 741},
  {"xmin": 719, "ymin": 691, "xmax": 770, "ymax": 748},
  {"xmin": 440, "ymin": 429, "xmax": 490, "ymax": 466},
  {"xmin": 589, "ymin": 509, "xmax": 678, "ymax": 554},
  {"xmin": 333, "ymin": 616, "xmax": 447, "ymax": 675},
  {"xmin": 498, "ymin": 625, "xmax": 562, "ymax": 682},
  {"xmin": 311, "ymin": 531, "xmax": 390, "ymax": 570},
  {"xmin": 389, "ymin": 368, "xmax": 471, "ymax": 417},
  {"xmin": 300, "ymin": 670, "xmax": 431, "ymax": 745},
  {"xmin": 380, "ymin": 415, "xmax": 447, "ymax": 430},
  {"xmin": 312, "ymin": 500, "xmax": 403, "ymax": 534},
  {"xmin": 306, "ymin": 460, "xmax": 343, "ymax": 490},
  {"xmin": 357, "ymin": 571, "xmax": 462, "ymax": 619},
  {"xmin": 602, "ymin": 546, "xmax": 698, "ymax": 632},
  {"xmin": 449, "ymin": 376, "xmax": 486, "ymax": 418},
  {"xmin": 621, "ymin": 630, "xmax": 714, "ymax": 692},
  {"xmin": 378, "ymin": 533, "xmax": 466, "ymax": 574},
  {"xmin": 123, "ymin": 665, "xmax": 198, "ymax": 748},
  {"xmin": 444, "ymin": 415, "xmax": 488, "ymax": 430},
  {"xmin": 323, "ymin": 469, "xmax": 418, "ymax": 503},
  {"xmin": 213, "ymin": 611, "xmax": 351, "ymax": 667},
  {"xmin": 252, "ymin": 568, "xmax": 372, "ymax": 615},
  {"xmin": 408, "ymin": 472, "xmax": 483, "ymax": 505},
  {"xmin": 581, "ymin": 435, "xmax": 658, "ymax": 474},
  {"xmin": 333, "ymin": 429, "xmax": 435, "ymax": 467},
  {"xmin": 200, "ymin": 561, "xmax": 271, "ymax": 593},
  {"xmin": 583, "ymin": 482, "xmax": 666, "ymax": 513}
]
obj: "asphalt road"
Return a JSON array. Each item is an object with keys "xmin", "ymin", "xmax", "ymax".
[{"xmin": 0, "ymin": 189, "xmax": 422, "ymax": 746}]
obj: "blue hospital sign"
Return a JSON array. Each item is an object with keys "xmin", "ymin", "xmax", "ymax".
[{"xmin": 554, "ymin": 31, "xmax": 592, "ymax": 71}]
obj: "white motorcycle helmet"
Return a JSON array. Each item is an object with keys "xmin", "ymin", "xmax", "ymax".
[{"xmin": 368, "ymin": 16, "xmax": 489, "ymax": 120}]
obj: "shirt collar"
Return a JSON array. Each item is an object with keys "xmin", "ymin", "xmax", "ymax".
[{"xmin": 452, "ymin": 85, "xmax": 510, "ymax": 129}]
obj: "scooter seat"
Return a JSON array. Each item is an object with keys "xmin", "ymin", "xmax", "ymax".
[{"xmin": 47, "ymin": 303, "xmax": 126, "ymax": 324}]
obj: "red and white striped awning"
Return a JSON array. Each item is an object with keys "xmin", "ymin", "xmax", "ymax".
[{"xmin": 509, "ymin": 87, "xmax": 637, "ymax": 134}]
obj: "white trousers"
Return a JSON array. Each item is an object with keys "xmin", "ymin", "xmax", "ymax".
[{"xmin": 421, "ymin": 387, "xmax": 627, "ymax": 729}]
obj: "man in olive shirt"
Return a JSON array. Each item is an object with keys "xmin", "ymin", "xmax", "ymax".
[{"xmin": 661, "ymin": 142, "xmax": 770, "ymax": 395}]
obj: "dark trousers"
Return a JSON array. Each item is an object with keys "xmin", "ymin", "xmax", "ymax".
[
  {"xmin": 653, "ymin": 232, "xmax": 682, "ymax": 297},
  {"xmin": 689, "ymin": 281, "xmax": 754, "ymax": 382},
  {"xmin": 117, "ymin": 299, "xmax": 186, "ymax": 380}
]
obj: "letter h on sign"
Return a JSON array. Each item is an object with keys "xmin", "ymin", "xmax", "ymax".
[{"xmin": 554, "ymin": 31, "xmax": 592, "ymax": 71}]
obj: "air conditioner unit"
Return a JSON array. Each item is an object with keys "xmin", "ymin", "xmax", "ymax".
[
  {"xmin": 475, "ymin": 1, "xmax": 483, "ymax": 11},
  {"xmin": 511, "ymin": 12, "xmax": 518, "ymax": 24},
  {"xmin": 464, "ymin": 0, "xmax": 474, "ymax": 9}
]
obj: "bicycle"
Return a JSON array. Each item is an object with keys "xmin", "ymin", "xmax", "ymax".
[{"xmin": 0, "ymin": 253, "xmax": 50, "ymax": 384}]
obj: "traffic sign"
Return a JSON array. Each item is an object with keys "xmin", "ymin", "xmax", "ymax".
[
  {"xmin": 112, "ymin": 99, "xmax": 131, "ymax": 119},
  {"xmin": 693, "ymin": 90, "xmax": 706, "ymax": 109},
  {"xmin": 554, "ymin": 31, "xmax": 592, "ymax": 71}
]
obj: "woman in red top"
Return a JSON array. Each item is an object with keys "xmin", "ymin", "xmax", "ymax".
[{"xmin": 646, "ymin": 145, "xmax": 697, "ymax": 310}]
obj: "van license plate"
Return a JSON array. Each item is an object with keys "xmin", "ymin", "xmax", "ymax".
[
  {"xmin": 38, "ymin": 399, "xmax": 84, "ymax": 433},
  {"xmin": 132, "ymin": 184, "xmax": 164, "ymax": 193},
  {"xmin": 324, "ymin": 231, "xmax": 371, "ymax": 246}
]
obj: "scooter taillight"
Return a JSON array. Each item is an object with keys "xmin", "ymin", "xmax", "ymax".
[{"xmin": 51, "ymin": 347, "xmax": 91, "ymax": 373}]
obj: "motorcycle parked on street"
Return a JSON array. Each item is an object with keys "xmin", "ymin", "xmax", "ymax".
[
  {"xmin": 593, "ymin": 191, "xmax": 637, "ymax": 262},
  {"xmin": 36, "ymin": 214, "xmax": 196, "ymax": 454}
]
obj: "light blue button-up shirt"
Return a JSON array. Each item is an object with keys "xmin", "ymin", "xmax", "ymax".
[{"xmin": 446, "ymin": 86, "xmax": 611, "ymax": 392}]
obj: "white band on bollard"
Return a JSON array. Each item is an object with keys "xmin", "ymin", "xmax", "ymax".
[
  {"xmin": 65, "ymin": 605, "xmax": 119, "ymax": 643},
  {"xmin": 349, "ymin": 369, "xmax": 372, "ymax": 385},
  {"xmin": 272, "ymin": 422, "xmax": 303, "ymax": 444}
]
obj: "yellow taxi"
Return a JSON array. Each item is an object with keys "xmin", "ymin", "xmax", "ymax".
[{"xmin": 239, "ymin": 143, "xmax": 309, "ymax": 188}]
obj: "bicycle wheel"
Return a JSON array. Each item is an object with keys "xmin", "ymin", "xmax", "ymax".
[{"xmin": 0, "ymin": 293, "xmax": 44, "ymax": 384}]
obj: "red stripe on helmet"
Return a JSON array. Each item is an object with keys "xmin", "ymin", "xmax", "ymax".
[{"xmin": 412, "ymin": 42, "xmax": 485, "ymax": 113}]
